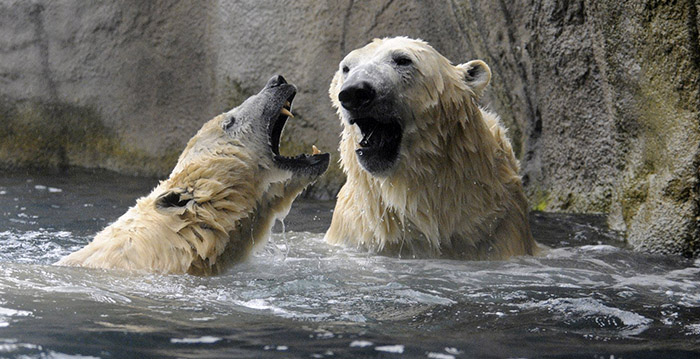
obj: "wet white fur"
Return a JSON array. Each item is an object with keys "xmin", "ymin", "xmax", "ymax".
[
  {"xmin": 57, "ymin": 113, "xmax": 312, "ymax": 275},
  {"xmin": 325, "ymin": 37, "xmax": 535, "ymax": 259}
]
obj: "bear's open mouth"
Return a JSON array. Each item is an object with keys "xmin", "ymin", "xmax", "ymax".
[
  {"xmin": 350, "ymin": 117, "xmax": 402, "ymax": 173},
  {"xmin": 268, "ymin": 91, "xmax": 330, "ymax": 176}
]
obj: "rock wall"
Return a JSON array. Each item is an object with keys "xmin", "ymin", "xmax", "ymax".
[
  {"xmin": 0, "ymin": 1, "xmax": 216, "ymax": 175},
  {"xmin": 488, "ymin": 0, "xmax": 699, "ymax": 257},
  {"xmin": 1, "ymin": 0, "xmax": 698, "ymax": 255}
]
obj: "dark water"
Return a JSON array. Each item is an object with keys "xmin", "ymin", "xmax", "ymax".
[{"xmin": 0, "ymin": 169, "xmax": 699, "ymax": 358}]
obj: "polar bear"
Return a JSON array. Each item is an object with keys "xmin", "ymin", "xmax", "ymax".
[
  {"xmin": 57, "ymin": 75, "xmax": 329, "ymax": 275},
  {"xmin": 325, "ymin": 37, "xmax": 535, "ymax": 260}
]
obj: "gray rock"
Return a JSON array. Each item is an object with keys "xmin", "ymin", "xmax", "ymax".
[
  {"xmin": 0, "ymin": 0, "xmax": 698, "ymax": 255},
  {"xmin": 484, "ymin": 0, "xmax": 700, "ymax": 257},
  {"xmin": 0, "ymin": 1, "xmax": 216, "ymax": 175}
]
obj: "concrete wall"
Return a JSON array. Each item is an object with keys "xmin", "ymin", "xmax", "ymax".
[{"xmin": 1, "ymin": 0, "xmax": 698, "ymax": 256}]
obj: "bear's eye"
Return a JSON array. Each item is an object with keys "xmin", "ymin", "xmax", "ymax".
[
  {"xmin": 223, "ymin": 116, "xmax": 236, "ymax": 130},
  {"xmin": 342, "ymin": 65, "xmax": 350, "ymax": 74},
  {"xmin": 393, "ymin": 55, "xmax": 413, "ymax": 67}
]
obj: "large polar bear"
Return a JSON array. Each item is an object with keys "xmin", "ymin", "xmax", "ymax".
[
  {"xmin": 325, "ymin": 37, "xmax": 535, "ymax": 260},
  {"xmin": 57, "ymin": 76, "xmax": 329, "ymax": 275}
]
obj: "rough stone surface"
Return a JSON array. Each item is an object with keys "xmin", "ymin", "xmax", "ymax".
[
  {"xmin": 0, "ymin": 0, "xmax": 698, "ymax": 255},
  {"xmin": 482, "ymin": 0, "xmax": 699, "ymax": 257},
  {"xmin": 0, "ymin": 0, "xmax": 216, "ymax": 175}
]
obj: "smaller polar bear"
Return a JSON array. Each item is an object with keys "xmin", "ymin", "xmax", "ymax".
[
  {"xmin": 57, "ymin": 75, "xmax": 329, "ymax": 275},
  {"xmin": 325, "ymin": 37, "xmax": 535, "ymax": 260}
]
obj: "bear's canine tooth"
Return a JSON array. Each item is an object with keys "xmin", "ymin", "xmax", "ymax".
[
  {"xmin": 280, "ymin": 108, "xmax": 293, "ymax": 118},
  {"xmin": 285, "ymin": 101, "xmax": 291, "ymax": 107},
  {"xmin": 312, "ymin": 145, "xmax": 321, "ymax": 155}
]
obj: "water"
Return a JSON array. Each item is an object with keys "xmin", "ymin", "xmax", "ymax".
[{"xmin": 0, "ymin": 170, "xmax": 699, "ymax": 358}]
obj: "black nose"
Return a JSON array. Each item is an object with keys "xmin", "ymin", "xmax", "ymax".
[
  {"xmin": 266, "ymin": 75, "xmax": 287, "ymax": 88},
  {"xmin": 338, "ymin": 81, "xmax": 375, "ymax": 111}
]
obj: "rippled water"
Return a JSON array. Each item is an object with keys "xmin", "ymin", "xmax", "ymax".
[{"xmin": 0, "ymin": 170, "xmax": 699, "ymax": 358}]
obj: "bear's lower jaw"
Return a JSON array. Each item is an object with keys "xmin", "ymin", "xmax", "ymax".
[
  {"xmin": 350, "ymin": 117, "xmax": 402, "ymax": 175},
  {"xmin": 273, "ymin": 152, "xmax": 330, "ymax": 178},
  {"xmin": 356, "ymin": 151, "xmax": 398, "ymax": 175}
]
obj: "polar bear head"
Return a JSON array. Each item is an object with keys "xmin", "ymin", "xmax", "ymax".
[
  {"xmin": 170, "ymin": 75, "xmax": 330, "ymax": 189},
  {"xmin": 329, "ymin": 37, "xmax": 491, "ymax": 176},
  {"xmin": 158, "ymin": 75, "xmax": 330, "ymax": 224}
]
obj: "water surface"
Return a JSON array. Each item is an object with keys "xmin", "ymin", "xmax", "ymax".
[{"xmin": 0, "ymin": 170, "xmax": 699, "ymax": 358}]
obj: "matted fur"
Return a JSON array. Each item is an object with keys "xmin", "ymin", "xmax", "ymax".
[
  {"xmin": 325, "ymin": 37, "xmax": 535, "ymax": 259},
  {"xmin": 57, "ymin": 95, "xmax": 324, "ymax": 275}
]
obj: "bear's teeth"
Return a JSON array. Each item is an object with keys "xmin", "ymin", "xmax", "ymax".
[
  {"xmin": 285, "ymin": 101, "xmax": 291, "ymax": 107},
  {"xmin": 280, "ymin": 108, "xmax": 294, "ymax": 118},
  {"xmin": 312, "ymin": 145, "xmax": 321, "ymax": 155}
]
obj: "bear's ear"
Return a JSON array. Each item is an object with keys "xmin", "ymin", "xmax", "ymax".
[
  {"xmin": 457, "ymin": 60, "xmax": 491, "ymax": 96},
  {"xmin": 155, "ymin": 189, "xmax": 192, "ymax": 212}
]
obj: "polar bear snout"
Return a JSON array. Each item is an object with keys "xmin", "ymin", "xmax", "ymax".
[
  {"xmin": 338, "ymin": 79, "xmax": 376, "ymax": 111},
  {"xmin": 264, "ymin": 74, "xmax": 288, "ymax": 89},
  {"xmin": 336, "ymin": 67, "xmax": 404, "ymax": 175}
]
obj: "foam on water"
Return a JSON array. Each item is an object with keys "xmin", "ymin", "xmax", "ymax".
[
  {"xmin": 519, "ymin": 297, "xmax": 653, "ymax": 336},
  {"xmin": 0, "ymin": 230, "xmax": 82, "ymax": 265},
  {"xmin": 170, "ymin": 336, "xmax": 222, "ymax": 344}
]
